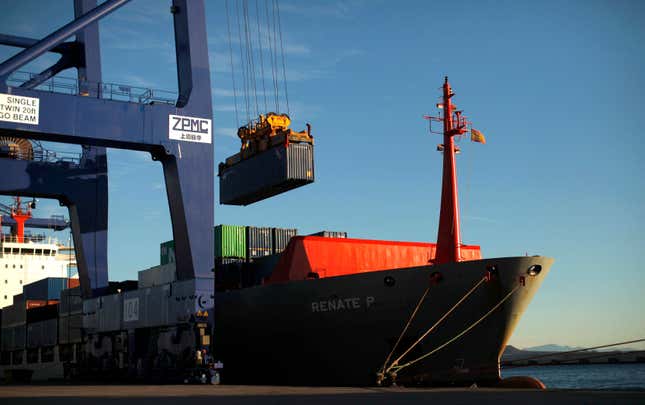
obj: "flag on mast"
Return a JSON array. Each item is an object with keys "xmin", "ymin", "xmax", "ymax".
[{"xmin": 470, "ymin": 128, "xmax": 486, "ymax": 144}]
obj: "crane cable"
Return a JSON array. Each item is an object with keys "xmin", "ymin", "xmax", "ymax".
[
  {"xmin": 224, "ymin": 0, "xmax": 240, "ymax": 125},
  {"xmin": 242, "ymin": 0, "xmax": 259, "ymax": 118},
  {"xmin": 254, "ymin": 0, "xmax": 268, "ymax": 113},
  {"xmin": 267, "ymin": 0, "xmax": 280, "ymax": 111},
  {"xmin": 274, "ymin": 0, "xmax": 290, "ymax": 115},
  {"xmin": 234, "ymin": 0, "xmax": 251, "ymax": 124},
  {"xmin": 225, "ymin": 0, "xmax": 291, "ymax": 124}
]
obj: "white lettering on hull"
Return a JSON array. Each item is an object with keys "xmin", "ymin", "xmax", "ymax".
[{"xmin": 311, "ymin": 296, "xmax": 375, "ymax": 312}]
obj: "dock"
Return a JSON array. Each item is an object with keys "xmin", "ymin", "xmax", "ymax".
[{"xmin": 0, "ymin": 385, "xmax": 644, "ymax": 405}]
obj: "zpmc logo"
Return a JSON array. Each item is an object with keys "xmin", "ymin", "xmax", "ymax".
[{"xmin": 168, "ymin": 114, "xmax": 212, "ymax": 144}]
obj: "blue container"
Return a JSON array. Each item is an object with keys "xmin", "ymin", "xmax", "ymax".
[{"xmin": 23, "ymin": 277, "xmax": 69, "ymax": 300}]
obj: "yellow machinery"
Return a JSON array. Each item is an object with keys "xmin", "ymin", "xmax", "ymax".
[{"xmin": 233, "ymin": 113, "xmax": 313, "ymax": 163}]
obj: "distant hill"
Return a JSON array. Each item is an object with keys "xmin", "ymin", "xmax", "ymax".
[
  {"xmin": 503, "ymin": 345, "xmax": 523, "ymax": 355},
  {"xmin": 523, "ymin": 344, "xmax": 583, "ymax": 352}
]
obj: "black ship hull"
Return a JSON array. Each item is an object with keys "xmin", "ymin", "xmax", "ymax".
[{"xmin": 213, "ymin": 256, "xmax": 553, "ymax": 386}]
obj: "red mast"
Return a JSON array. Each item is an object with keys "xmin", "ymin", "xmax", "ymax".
[
  {"xmin": 425, "ymin": 77, "xmax": 469, "ymax": 265},
  {"xmin": 10, "ymin": 197, "xmax": 32, "ymax": 243}
]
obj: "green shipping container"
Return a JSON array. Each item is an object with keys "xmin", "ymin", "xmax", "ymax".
[
  {"xmin": 214, "ymin": 225, "xmax": 246, "ymax": 259},
  {"xmin": 160, "ymin": 240, "xmax": 175, "ymax": 265}
]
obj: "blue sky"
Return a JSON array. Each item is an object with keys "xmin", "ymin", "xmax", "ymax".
[{"xmin": 1, "ymin": 0, "xmax": 644, "ymax": 350}]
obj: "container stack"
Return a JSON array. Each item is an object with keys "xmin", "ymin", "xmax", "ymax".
[
  {"xmin": 214, "ymin": 225, "xmax": 246, "ymax": 260},
  {"xmin": 160, "ymin": 240, "xmax": 175, "ymax": 265},
  {"xmin": 246, "ymin": 227, "xmax": 273, "ymax": 260},
  {"xmin": 23, "ymin": 277, "xmax": 78, "ymax": 301},
  {"xmin": 272, "ymin": 228, "xmax": 297, "ymax": 254},
  {"xmin": 214, "ymin": 225, "xmax": 247, "ymax": 291},
  {"xmin": 26, "ymin": 304, "xmax": 59, "ymax": 362},
  {"xmin": 159, "ymin": 224, "xmax": 298, "ymax": 291},
  {"xmin": 1, "ymin": 295, "xmax": 27, "ymax": 363},
  {"xmin": 59, "ymin": 286, "xmax": 83, "ymax": 346}
]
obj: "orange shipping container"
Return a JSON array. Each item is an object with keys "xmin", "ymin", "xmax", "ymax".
[{"xmin": 266, "ymin": 236, "xmax": 481, "ymax": 284}]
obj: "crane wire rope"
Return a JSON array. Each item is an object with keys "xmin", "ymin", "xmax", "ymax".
[
  {"xmin": 275, "ymin": 0, "xmax": 290, "ymax": 115},
  {"xmin": 226, "ymin": 0, "xmax": 291, "ymax": 120},
  {"xmin": 267, "ymin": 0, "xmax": 280, "ymax": 111},
  {"xmin": 242, "ymin": 0, "xmax": 259, "ymax": 119},
  {"xmin": 224, "ymin": 0, "xmax": 240, "ymax": 125},
  {"xmin": 254, "ymin": 0, "xmax": 268, "ymax": 113},
  {"xmin": 390, "ymin": 283, "xmax": 521, "ymax": 374},
  {"xmin": 234, "ymin": 0, "xmax": 251, "ymax": 124}
]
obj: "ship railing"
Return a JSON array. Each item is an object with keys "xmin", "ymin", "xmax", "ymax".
[
  {"xmin": 7, "ymin": 71, "xmax": 177, "ymax": 106},
  {"xmin": 1, "ymin": 234, "xmax": 59, "ymax": 245}
]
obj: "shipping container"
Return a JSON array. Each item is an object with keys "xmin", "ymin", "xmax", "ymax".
[
  {"xmin": 97, "ymin": 293, "xmax": 122, "ymax": 332},
  {"xmin": 272, "ymin": 228, "xmax": 297, "ymax": 254},
  {"xmin": 59, "ymin": 314, "xmax": 83, "ymax": 344},
  {"xmin": 214, "ymin": 258, "xmax": 245, "ymax": 291},
  {"xmin": 26, "ymin": 300, "xmax": 59, "ymax": 310},
  {"xmin": 82, "ymin": 298, "xmax": 98, "ymax": 332},
  {"xmin": 60, "ymin": 287, "xmax": 82, "ymax": 315},
  {"xmin": 2, "ymin": 324, "xmax": 26, "ymax": 351},
  {"xmin": 138, "ymin": 263, "xmax": 176, "ymax": 288},
  {"xmin": 246, "ymin": 226, "xmax": 273, "ymax": 259},
  {"xmin": 23, "ymin": 277, "xmax": 70, "ymax": 300},
  {"xmin": 309, "ymin": 230, "xmax": 348, "ymax": 238},
  {"xmin": 26, "ymin": 303, "xmax": 59, "ymax": 323},
  {"xmin": 248, "ymin": 254, "xmax": 281, "ymax": 285},
  {"xmin": 1, "ymin": 303, "xmax": 26, "ymax": 327},
  {"xmin": 214, "ymin": 225, "xmax": 246, "ymax": 258},
  {"xmin": 219, "ymin": 142, "xmax": 314, "ymax": 205},
  {"xmin": 160, "ymin": 240, "xmax": 175, "ymax": 265},
  {"xmin": 27, "ymin": 318, "xmax": 57, "ymax": 348},
  {"xmin": 67, "ymin": 278, "xmax": 80, "ymax": 288}
]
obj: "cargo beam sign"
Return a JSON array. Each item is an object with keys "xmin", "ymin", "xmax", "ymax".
[
  {"xmin": 0, "ymin": 94, "xmax": 39, "ymax": 125},
  {"xmin": 168, "ymin": 114, "xmax": 212, "ymax": 144}
]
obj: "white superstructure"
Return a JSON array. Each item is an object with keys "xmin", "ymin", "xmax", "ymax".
[{"xmin": 0, "ymin": 235, "xmax": 73, "ymax": 308}]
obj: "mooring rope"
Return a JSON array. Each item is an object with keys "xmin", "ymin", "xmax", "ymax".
[
  {"xmin": 391, "ymin": 283, "xmax": 520, "ymax": 374},
  {"xmin": 379, "ymin": 280, "xmax": 433, "ymax": 376},
  {"xmin": 384, "ymin": 275, "xmax": 488, "ymax": 374}
]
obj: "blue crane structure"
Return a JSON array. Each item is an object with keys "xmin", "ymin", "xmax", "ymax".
[
  {"xmin": 1, "ymin": 214, "xmax": 70, "ymax": 232},
  {"xmin": 0, "ymin": 0, "xmax": 215, "ymax": 298}
]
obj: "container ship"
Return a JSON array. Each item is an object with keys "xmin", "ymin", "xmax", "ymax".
[
  {"xmin": 0, "ymin": 78, "xmax": 552, "ymax": 387},
  {"xmin": 211, "ymin": 77, "xmax": 554, "ymax": 386}
]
